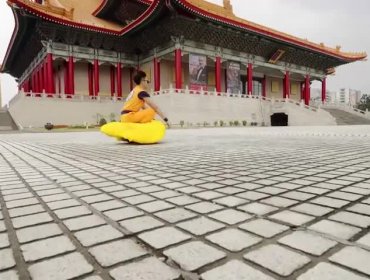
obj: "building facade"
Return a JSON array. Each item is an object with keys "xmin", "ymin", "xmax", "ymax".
[{"xmin": 0, "ymin": 0, "xmax": 367, "ymax": 127}]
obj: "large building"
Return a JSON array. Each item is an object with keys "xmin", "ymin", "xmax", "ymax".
[{"xmin": 0, "ymin": 0, "xmax": 367, "ymax": 127}]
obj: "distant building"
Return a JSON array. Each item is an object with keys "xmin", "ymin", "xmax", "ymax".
[{"xmin": 336, "ymin": 88, "xmax": 362, "ymax": 106}]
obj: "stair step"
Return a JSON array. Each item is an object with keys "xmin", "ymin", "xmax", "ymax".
[{"xmin": 323, "ymin": 109, "xmax": 370, "ymax": 125}]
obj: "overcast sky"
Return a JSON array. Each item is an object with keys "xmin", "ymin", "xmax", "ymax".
[{"xmin": 1, "ymin": 0, "xmax": 369, "ymax": 106}]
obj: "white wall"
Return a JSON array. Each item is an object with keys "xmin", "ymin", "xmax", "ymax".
[{"xmin": 8, "ymin": 92, "xmax": 336, "ymax": 128}]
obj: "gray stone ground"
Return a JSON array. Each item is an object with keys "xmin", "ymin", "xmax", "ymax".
[{"xmin": 1, "ymin": 126, "xmax": 370, "ymax": 280}]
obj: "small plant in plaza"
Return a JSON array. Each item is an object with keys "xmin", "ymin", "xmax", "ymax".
[
  {"xmin": 234, "ymin": 120, "xmax": 240, "ymax": 126},
  {"xmin": 219, "ymin": 120, "xmax": 224, "ymax": 127},
  {"xmin": 229, "ymin": 121, "xmax": 234, "ymax": 127},
  {"xmin": 196, "ymin": 122, "xmax": 201, "ymax": 127},
  {"xmin": 109, "ymin": 113, "xmax": 116, "ymax": 122},
  {"xmin": 99, "ymin": 118, "xmax": 107, "ymax": 126},
  {"xmin": 44, "ymin": 122, "xmax": 54, "ymax": 130},
  {"xmin": 203, "ymin": 121, "xmax": 209, "ymax": 127},
  {"xmin": 180, "ymin": 120, "xmax": 185, "ymax": 128},
  {"xmin": 214, "ymin": 121, "xmax": 218, "ymax": 127},
  {"xmin": 242, "ymin": 120, "xmax": 247, "ymax": 126}
]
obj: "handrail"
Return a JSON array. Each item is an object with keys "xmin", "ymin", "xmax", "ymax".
[{"xmin": 9, "ymin": 88, "xmax": 322, "ymax": 114}]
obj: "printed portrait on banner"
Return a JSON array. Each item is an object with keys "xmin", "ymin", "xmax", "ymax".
[
  {"xmin": 227, "ymin": 61, "xmax": 241, "ymax": 94},
  {"xmin": 189, "ymin": 54, "xmax": 208, "ymax": 91}
]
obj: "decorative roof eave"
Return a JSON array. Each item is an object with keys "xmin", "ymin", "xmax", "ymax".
[
  {"xmin": 93, "ymin": 0, "xmax": 151, "ymax": 19},
  {"xmin": 173, "ymin": 0, "xmax": 367, "ymax": 62},
  {"xmin": 2, "ymin": 0, "xmax": 162, "ymax": 74},
  {"xmin": 1, "ymin": 7, "xmax": 20, "ymax": 73},
  {"xmin": 7, "ymin": 0, "xmax": 162, "ymax": 36}
]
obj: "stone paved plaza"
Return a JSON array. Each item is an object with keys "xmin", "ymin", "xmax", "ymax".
[{"xmin": 1, "ymin": 126, "xmax": 370, "ymax": 280}]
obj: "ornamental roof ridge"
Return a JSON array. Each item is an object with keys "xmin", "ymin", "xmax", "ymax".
[{"xmin": 182, "ymin": 0, "xmax": 367, "ymax": 61}]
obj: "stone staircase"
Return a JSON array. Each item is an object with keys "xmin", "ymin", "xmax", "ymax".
[
  {"xmin": 0, "ymin": 109, "xmax": 18, "ymax": 131},
  {"xmin": 323, "ymin": 108, "xmax": 370, "ymax": 125}
]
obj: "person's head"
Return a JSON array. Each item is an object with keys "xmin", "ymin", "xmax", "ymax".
[
  {"xmin": 198, "ymin": 57, "xmax": 206, "ymax": 68},
  {"xmin": 133, "ymin": 70, "xmax": 150, "ymax": 89}
]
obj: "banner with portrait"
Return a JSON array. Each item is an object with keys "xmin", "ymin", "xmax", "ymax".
[
  {"xmin": 226, "ymin": 61, "xmax": 241, "ymax": 94},
  {"xmin": 189, "ymin": 54, "xmax": 208, "ymax": 91}
]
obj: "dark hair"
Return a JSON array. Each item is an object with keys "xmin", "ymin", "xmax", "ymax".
[{"xmin": 133, "ymin": 70, "xmax": 146, "ymax": 85}]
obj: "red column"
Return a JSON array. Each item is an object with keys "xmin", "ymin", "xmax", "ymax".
[
  {"xmin": 154, "ymin": 57, "xmax": 161, "ymax": 92},
  {"xmin": 46, "ymin": 53, "xmax": 55, "ymax": 94},
  {"xmin": 322, "ymin": 77, "xmax": 327, "ymax": 103},
  {"xmin": 94, "ymin": 59, "xmax": 99, "ymax": 96},
  {"xmin": 284, "ymin": 71, "xmax": 290, "ymax": 99},
  {"xmin": 130, "ymin": 67, "xmax": 133, "ymax": 91},
  {"xmin": 35, "ymin": 69, "xmax": 40, "ymax": 94},
  {"xmin": 247, "ymin": 63, "xmax": 253, "ymax": 95},
  {"xmin": 68, "ymin": 56, "xmax": 75, "ymax": 95},
  {"xmin": 40, "ymin": 64, "xmax": 44, "ymax": 93},
  {"xmin": 44, "ymin": 60, "xmax": 48, "ymax": 93},
  {"xmin": 262, "ymin": 75, "xmax": 267, "ymax": 98},
  {"xmin": 88, "ymin": 63, "xmax": 94, "ymax": 96},
  {"xmin": 175, "ymin": 49, "xmax": 182, "ymax": 89},
  {"xmin": 64, "ymin": 61, "xmax": 69, "ymax": 94},
  {"xmin": 304, "ymin": 75, "xmax": 310, "ymax": 105},
  {"xmin": 110, "ymin": 65, "xmax": 115, "ymax": 97},
  {"xmin": 215, "ymin": 56, "xmax": 221, "ymax": 93},
  {"xmin": 117, "ymin": 63, "xmax": 122, "ymax": 98}
]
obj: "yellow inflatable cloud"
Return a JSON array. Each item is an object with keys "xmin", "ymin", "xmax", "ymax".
[{"xmin": 100, "ymin": 120, "xmax": 166, "ymax": 144}]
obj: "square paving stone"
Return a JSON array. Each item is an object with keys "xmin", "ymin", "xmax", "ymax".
[
  {"xmin": 0, "ymin": 220, "xmax": 5, "ymax": 232},
  {"xmin": 16, "ymin": 223, "xmax": 63, "ymax": 243},
  {"xmin": 154, "ymin": 208, "xmax": 197, "ymax": 223},
  {"xmin": 64, "ymin": 215, "xmax": 106, "ymax": 231},
  {"xmin": 137, "ymin": 201, "xmax": 174, "ymax": 212},
  {"xmin": 269, "ymin": 210, "xmax": 315, "ymax": 226},
  {"xmin": 91, "ymin": 200, "xmax": 126, "ymax": 212},
  {"xmin": 201, "ymin": 260, "xmax": 274, "ymax": 280},
  {"xmin": 290, "ymin": 203, "xmax": 333, "ymax": 217},
  {"xmin": 308, "ymin": 220, "xmax": 361, "ymax": 240},
  {"xmin": 237, "ymin": 191, "xmax": 270, "ymax": 201},
  {"xmin": 8, "ymin": 204, "xmax": 45, "ymax": 218},
  {"xmin": 6, "ymin": 198, "xmax": 39, "ymax": 209},
  {"xmin": 357, "ymin": 233, "xmax": 370, "ymax": 247},
  {"xmin": 298, "ymin": 262, "xmax": 368, "ymax": 280},
  {"xmin": 109, "ymin": 257, "xmax": 180, "ymax": 280},
  {"xmin": 28, "ymin": 252, "xmax": 93, "ymax": 280},
  {"xmin": 279, "ymin": 231, "xmax": 337, "ymax": 256},
  {"xmin": 177, "ymin": 217, "xmax": 225, "ymax": 236},
  {"xmin": 311, "ymin": 197, "xmax": 350, "ymax": 208},
  {"xmin": 244, "ymin": 244, "xmax": 310, "ymax": 276},
  {"xmin": 54, "ymin": 206, "xmax": 91, "ymax": 220},
  {"xmin": 238, "ymin": 202, "xmax": 278, "ymax": 216},
  {"xmin": 329, "ymin": 246, "xmax": 370, "ymax": 276},
  {"xmin": 261, "ymin": 197, "xmax": 298, "ymax": 208},
  {"xmin": 21, "ymin": 236, "xmax": 75, "ymax": 262},
  {"xmin": 327, "ymin": 191, "xmax": 363, "ymax": 201},
  {"xmin": 46, "ymin": 199, "xmax": 80, "ymax": 210},
  {"xmin": 120, "ymin": 216, "xmax": 164, "ymax": 233},
  {"xmin": 74, "ymin": 225, "xmax": 124, "ymax": 247},
  {"xmin": 185, "ymin": 202, "xmax": 223, "ymax": 214},
  {"xmin": 209, "ymin": 209, "xmax": 253, "ymax": 225},
  {"xmin": 329, "ymin": 211, "xmax": 370, "ymax": 228},
  {"xmin": 164, "ymin": 241, "xmax": 226, "ymax": 271},
  {"xmin": 166, "ymin": 195, "xmax": 200, "ymax": 206},
  {"xmin": 12, "ymin": 212, "xmax": 53, "ymax": 229},
  {"xmin": 347, "ymin": 203, "xmax": 370, "ymax": 216},
  {"xmin": 194, "ymin": 191, "xmax": 225, "ymax": 200},
  {"xmin": 281, "ymin": 191, "xmax": 316, "ymax": 201},
  {"xmin": 89, "ymin": 239, "xmax": 147, "ymax": 267},
  {"xmin": 213, "ymin": 196, "xmax": 249, "ymax": 207},
  {"xmin": 0, "ymin": 248, "xmax": 16, "ymax": 270},
  {"xmin": 0, "ymin": 233, "xmax": 10, "ymax": 249},
  {"xmin": 239, "ymin": 219, "xmax": 289, "ymax": 238},
  {"xmin": 0, "ymin": 270, "xmax": 19, "ymax": 280},
  {"xmin": 206, "ymin": 229, "xmax": 262, "ymax": 252},
  {"xmin": 138, "ymin": 227, "xmax": 191, "ymax": 249},
  {"xmin": 104, "ymin": 207, "xmax": 144, "ymax": 221}
]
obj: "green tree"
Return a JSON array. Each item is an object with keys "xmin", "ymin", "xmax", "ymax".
[{"xmin": 357, "ymin": 94, "xmax": 370, "ymax": 111}]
